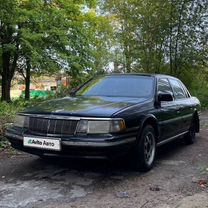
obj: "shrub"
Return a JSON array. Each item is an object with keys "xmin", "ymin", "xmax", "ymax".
[{"xmin": 0, "ymin": 98, "xmax": 49, "ymax": 149}]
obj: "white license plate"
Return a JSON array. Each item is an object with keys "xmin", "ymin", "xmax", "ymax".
[{"xmin": 23, "ymin": 137, "xmax": 61, "ymax": 151}]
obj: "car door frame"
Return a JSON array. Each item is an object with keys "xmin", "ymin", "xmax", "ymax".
[
  {"xmin": 168, "ymin": 78, "xmax": 193, "ymax": 133},
  {"xmin": 156, "ymin": 78, "xmax": 184, "ymax": 141}
]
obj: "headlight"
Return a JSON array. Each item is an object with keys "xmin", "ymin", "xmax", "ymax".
[
  {"xmin": 13, "ymin": 115, "xmax": 29, "ymax": 128},
  {"xmin": 76, "ymin": 119, "xmax": 126, "ymax": 134}
]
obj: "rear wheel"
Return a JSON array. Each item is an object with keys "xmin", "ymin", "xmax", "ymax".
[
  {"xmin": 184, "ymin": 119, "xmax": 196, "ymax": 145},
  {"xmin": 131, "ymin": 125, "xmax": 156, "ymax": 172}
]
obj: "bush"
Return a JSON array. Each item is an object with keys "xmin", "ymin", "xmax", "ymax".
[
  {"xmin": 188, "ymin": 72, "xmax": 208, "ymax": 109},
  {"xmin": 0, "ymin": 98, "xmax": 49, "ymax": 150},
  {"xmin": 176, "ymin": 69, "xmax": 208, "ymax": 109},
  {"xmin": 0, "ymin": 102, "xmax": 22, "ymax": 144}
]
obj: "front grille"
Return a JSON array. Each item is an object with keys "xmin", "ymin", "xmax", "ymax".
[{"xmin": 28, "ymin": 117, "xmax": 78, "ymax": 135}]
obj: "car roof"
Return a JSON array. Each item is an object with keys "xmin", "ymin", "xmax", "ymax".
[{"xmin": 106, "ymin": 73, "xmax": 178, "ymax": 80}]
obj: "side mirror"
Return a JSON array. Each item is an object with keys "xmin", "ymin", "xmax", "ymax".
[
  {"xmin": 70, "ymin": 88, "xmax": 76, "ymax": 97},
  {"xmin": 158, "ymin": 93, "xmax": 173, "ymax": 102}
]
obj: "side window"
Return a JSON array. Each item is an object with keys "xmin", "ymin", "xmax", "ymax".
[
  {"xmin": 169, "ymin": 79, "xmax": 187, "ymax": 99},
  {"xmin": 157, "ymin": 78, "xmax": 173, "ymax": 94},
  {"xmin": 180, "ymin": 82, "xmax": 191, "ymax": 98}
]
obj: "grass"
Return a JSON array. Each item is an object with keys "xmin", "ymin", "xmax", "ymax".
[
  {"xmin": 191, "ymin": 88, "xmax": 208, "ymax": 110},
  {"xmin": 0, "ymin": 139, "xmax": 10, "ymax": 150}
]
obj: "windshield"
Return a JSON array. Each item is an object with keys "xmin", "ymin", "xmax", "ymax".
[{"xmin": 76, "ymin": 75, "xmax": 155, "ymax": 98}]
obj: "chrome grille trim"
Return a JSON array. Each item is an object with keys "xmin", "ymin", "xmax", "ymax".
[{"xmin": 28, "ymin": 117, "xmax": 78, "ymax": 135}]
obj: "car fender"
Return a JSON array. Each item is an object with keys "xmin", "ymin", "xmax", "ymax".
[{"xmin": 138, "ymin": 114, "xmax": 160, "ymax": 142}]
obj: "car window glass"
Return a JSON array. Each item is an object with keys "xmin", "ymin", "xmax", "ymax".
[
  {"xmin": 77, "ymin": 76, "xmax": 154, "ymax": 98},
  {"xmin": 157, "ymin": 78, "xmax": 173, "ymax": 94},
  {"xmin": 169, "ymin": 79, "xmax": 187, "ymax": 99},
  {"xmin": 180, "ymin": 82, "xmax": 191, "ymax": 97}
]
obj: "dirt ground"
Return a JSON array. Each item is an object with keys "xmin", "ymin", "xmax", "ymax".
[{"xmin": 0, "ymin": 113, "xmax": 208, "ymax": 208}]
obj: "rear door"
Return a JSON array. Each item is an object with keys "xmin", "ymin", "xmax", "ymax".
[{"xmin": 168, "ymin": 78, "xmax": 193, "ymax": 133}]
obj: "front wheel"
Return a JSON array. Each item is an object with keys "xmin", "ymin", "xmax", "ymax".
[{"xmin": 131, "ymin": 125, "xmax": 156, "ymax": 172}]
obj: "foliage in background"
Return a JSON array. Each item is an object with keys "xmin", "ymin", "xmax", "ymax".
[
  {"xmin": 102, "ymin": 0, "xmax": 208, "ymax": 74},
  {"xmin": 0, "ymin": 0, "xmax": 112, "ymax": 101},
  {"xmin": 188, "ymin": 72, "xmax": 208, "ymax": 109}
]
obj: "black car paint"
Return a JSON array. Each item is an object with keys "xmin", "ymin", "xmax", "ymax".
[
  {"xmin": 22, "ymin": 96, "xmax": 148, "ymax": 118},
  {"xmin": 6, "ymin": 74, "xmax": 200, "ymax": 159}
]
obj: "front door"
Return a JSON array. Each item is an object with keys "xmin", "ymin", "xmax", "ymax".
[{"xmin": 157, "ymin": 78, "xmax": 182, "ymax": 141}]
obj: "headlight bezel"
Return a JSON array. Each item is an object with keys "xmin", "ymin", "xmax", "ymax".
[{"xmin": 76, "ymin": 118, "xmax": 126, "ymax": 135}]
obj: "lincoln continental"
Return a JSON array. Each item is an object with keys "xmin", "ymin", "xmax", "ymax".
[{"xmin": 6, "ymin": 74, "xmax": 200, "ymax": 171}]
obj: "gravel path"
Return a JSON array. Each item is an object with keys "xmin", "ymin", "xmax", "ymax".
[{"xmin": 0, "ymin": 113, "xmax": 208, "ymax": 208}]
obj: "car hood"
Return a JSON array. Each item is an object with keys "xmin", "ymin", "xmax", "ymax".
[{"xmin": 22, "ymin": 96, "xmax": 149, "ymax": 117}]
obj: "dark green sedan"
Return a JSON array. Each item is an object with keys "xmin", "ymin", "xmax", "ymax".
[{"xmin": 6, "ymin": 74, "xmax": 200, "ymax": 171}]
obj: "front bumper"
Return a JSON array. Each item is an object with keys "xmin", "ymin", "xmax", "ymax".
[{"xmin": 6, "ymin": 127, "xmax": 137, "ymax": 159}]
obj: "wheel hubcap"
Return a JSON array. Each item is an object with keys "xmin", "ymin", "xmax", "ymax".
[{"xmin": 144, "ymin": 132, "xmax": 155, "ymax": 166}]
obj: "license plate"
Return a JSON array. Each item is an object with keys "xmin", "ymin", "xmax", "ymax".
[{"xmin": 23, "ymin": 137, "xmax": 61, "ymax": 151}]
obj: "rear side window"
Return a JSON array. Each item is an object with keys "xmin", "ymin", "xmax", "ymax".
[
  {"xmin": 180, "ymin": 82, "xmax": 191, "ymax": 97},
  {"xmin": 169, "ymin": 79, "xmax": 187, "ymax": 99},
  {"xmin": 157, "ymin": 78, "xmax": 173, "ymax": 94}
]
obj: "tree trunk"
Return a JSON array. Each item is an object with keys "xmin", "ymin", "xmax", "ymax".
[
  {"xmin": 25, "ymin": 59, "xmax": 31, "ymax": 100},
  {"xmin": 1, "ymin": 52, "xmax": 12, "ymax": 102},
  {"xmin": 124, "ymin": 42, "xmax": 131, "ymax": 73},
  {"xmin": 126, "ymin": 54, "xmax": 131, "ymax": 73},
  {"xmin": 1, "ymin": 35, "xmax": 18, "ymax": 102},
  {"xmin": 1, "ymin": 73, "xmax": 11, "ymax": 102},
  {"xmin": 174, "ymin": 0, "xmax": 186, "ymax": 75},
  {"xmin": 169, "ymin": 0, "xmax": 173, "ymax": 75}
]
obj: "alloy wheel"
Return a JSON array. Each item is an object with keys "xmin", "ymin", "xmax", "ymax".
[{"xmin": 144, "ymin": 132, "xmax": 156, "ymax": 166}]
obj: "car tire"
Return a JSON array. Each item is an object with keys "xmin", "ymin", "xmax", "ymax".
[
  {"xmin": 131, "ymin": 125, "xmax": 156, "ymax": 172},
  {"xmin": 184, "ymin": 119, "xmax": 196, "ymax": 145}
]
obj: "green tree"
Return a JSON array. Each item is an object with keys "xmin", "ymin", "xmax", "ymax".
[
  {"xmin": 102, "ymin": 0, "xmax": 208, "ymax": 76},
  {"xmin": 0, "ymin": 0, "xmax": 19, "ymax": 102},
  {"xmin": 0, "ymin": 0, "xmax": 108, "ymax": 101},
  {"xmin": 167, "ymin": 0, "xmax": 208, "ymax": 76}
]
